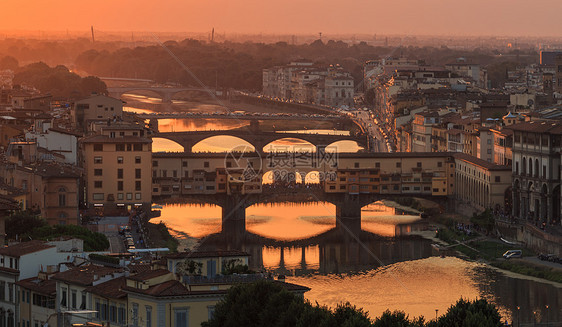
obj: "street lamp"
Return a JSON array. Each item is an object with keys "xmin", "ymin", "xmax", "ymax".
[
  {"xmin": 435, "ymin": 309, "xmax": 439, "ymax": 321},
  {"xmin": 545, "ymin": 305, "xmax": 549, "ymax": 326},
  {"xmin": 516, "ymin": 306, "xmax": 520, "ymax": 327}
]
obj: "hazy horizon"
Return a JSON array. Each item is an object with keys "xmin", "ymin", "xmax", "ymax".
[{"xmin": 2, "ymin": 0, "xmax": 562, "ymax": 38}]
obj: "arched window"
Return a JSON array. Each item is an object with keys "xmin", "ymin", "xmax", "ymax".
[
  {"xmin": 59, "ymin": 186, "xmax": 67, "ymax": 207},
  {"xmin": 534, "ymin": 159, "xmax": 539, "ymax": 177},
  {"xmin": 528, "ymin": 158, "xmax": 532, "ymax": 176}
]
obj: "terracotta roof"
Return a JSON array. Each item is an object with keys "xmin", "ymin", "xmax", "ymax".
[
  {"xmin": 127, "ymin": 264, "xmax": 152, "ymax": 274},
  {"xmin": 52, "ymin": 264, "xmax": 124, "ymax": 286},
  {"xmin": 166, "ymin": 250, "xmax": 250, "ymax": 260},
  {"xmin": 16, "ymin": 276, "xmax": 56, "ymax": 296},
  {"xmin": 33, "ymin": 163, "xmax": 81, "ymax": 178},
  {"xmin": 453, "ymin": 153, "xmax": 511, "ymax": 171},
  {"xmin": 85, "ymin": 276, "xmax": 127, "ymax": 299},
  {"xmin": 0, "ymin": 240, "xmax": 54, "ymax": 258},
  {"xmin": 128, "ymin": 269, "xmax": 171, "ymax": 282},
  {"xmin": 124, "ymin": 280, "xmax": 190, "ymax": 297},
  {"xmin": 48, "ymin": 127, "xmax": 82, "ymax": 137},
  {"xmin": 504, "ymin": 121, "xmax": 562, "ymax": 134}
]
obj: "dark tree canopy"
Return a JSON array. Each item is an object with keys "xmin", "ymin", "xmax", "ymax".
[
  {"xmin": 0, "ymin": 55, "xmax": 19, "ymax": 70},
  {"xmin": 204, "ymin": 282, "xmax": 503, "ymax": 327},
  {"xmin": 13, "ymin": 62, "xmax": 107, "ymax": 98}
]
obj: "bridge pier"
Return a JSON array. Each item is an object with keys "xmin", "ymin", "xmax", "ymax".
[
  {"xmin": 221, "ymin": 194, "xmax": 247, "ymax": 236},
  {"xmin": 335, "ymin": 199, "xmax": 362, "ymax": 233}
]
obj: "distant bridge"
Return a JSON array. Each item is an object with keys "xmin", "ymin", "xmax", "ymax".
[
  {"xmin": 108, "ymin": 86, "xmax": 214, "ymax": 103},
  {"xmin": 137, "ymin": 112, "xmax": 344, "ymax": 121},
  {"xmin": 151, "ymin": 130, "xmax": 369, "ymax": 153}
]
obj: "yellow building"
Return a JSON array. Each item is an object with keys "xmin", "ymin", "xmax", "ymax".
[
  {"xmin": 16, "ymin": 272, "xmax": 57, "ymax": 327},
  {"xmin": 80, "ymin": 123, "xmax": 152, "ymax": 211},
  {"xmin": 85, "ymin": 276, "xmax": 128, "ymax": 326}
]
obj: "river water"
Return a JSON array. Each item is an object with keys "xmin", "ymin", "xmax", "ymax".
[{"xmin": 126, "ymin": 94, "xmax": 562, "ymax": 325}]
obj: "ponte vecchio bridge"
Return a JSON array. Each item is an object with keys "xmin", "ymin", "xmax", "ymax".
[{"xmin": 152, "ymin": 151, "xmax": 455, "ymax": 234}]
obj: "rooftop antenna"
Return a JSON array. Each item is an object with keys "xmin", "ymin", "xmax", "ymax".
[
  {"xmin": 91, "ymin": 26, "xmax": 95, "ymax": 43},
  {"xmin": 211, "ymin": 28, "xmax": 215, "ymax": 43},
  {"xmin": 319, "ymin": 32, "xmax": 322, "ymax": 41}
]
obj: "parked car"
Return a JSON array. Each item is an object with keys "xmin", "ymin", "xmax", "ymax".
[{"xmin": 503, "ymin": 250, "xmax": 522, "ymax": 259}]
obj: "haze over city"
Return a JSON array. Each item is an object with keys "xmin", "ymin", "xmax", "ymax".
[
  {"xmin": 2, "ymin": 0, "xmax": 562, "ymax": 36},
  {"xmin": 0, "ymin": 1, "xmax": 561, "ymax": 326}
]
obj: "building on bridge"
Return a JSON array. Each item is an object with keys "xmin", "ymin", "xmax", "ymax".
[
  {"xmin": 80, "ymin": 123, "xmax": 152, "ymax": 212},
  {"xmin": 507, "ymin": 121, "xmax": 562, "ymax": 225},
  {"xmin": 72, "ymin": 94, "xmax": 124, "ymax": 132},
  {"xmin": 150, "ymin": 152, "xmax": 456, "ymax": 199}
]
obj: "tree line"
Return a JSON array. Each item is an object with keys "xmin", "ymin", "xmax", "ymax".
[{"xmin": 203, "ymin": 280, "xmax": 505, "ymax": 327}]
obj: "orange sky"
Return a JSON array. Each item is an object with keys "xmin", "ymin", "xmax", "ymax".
[{"xmin": 1, "ymin": 0, "xmax": 562, "ymax": 36}]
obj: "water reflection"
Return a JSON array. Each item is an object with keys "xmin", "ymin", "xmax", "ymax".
[{"xmin": 154, "ymin": 201, "xmax": 562, "ymax": 324}]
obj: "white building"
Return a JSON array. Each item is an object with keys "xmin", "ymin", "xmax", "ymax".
[{"xmin": 72, "ymin": 94, "xmax": 124, "ymax": 132}]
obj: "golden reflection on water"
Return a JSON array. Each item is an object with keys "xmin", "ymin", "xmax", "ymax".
[
  {"xmin": 287, "ymin": 257, "xmax": 482, "ymax": 321},
  {"xmin": 155, "ymin": 202, "xmax": 420, "ymax": 240}
]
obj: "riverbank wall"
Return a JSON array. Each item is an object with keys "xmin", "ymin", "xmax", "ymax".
[{"xmin": 497, "ymin": 220, "xmax": 562, "ymax": 257}]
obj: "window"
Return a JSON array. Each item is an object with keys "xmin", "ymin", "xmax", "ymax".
[
  {"xmin": 126, "ymin": 193, "xmax": 132, "ymax": 200},
  {"xmin": 153, "ymin": 160, "xmax": 158, "ymax": 167},
  {"xmin": 93, "ymin": 144, "xmax": 103, "ymax": 152},
  {"xmin": 135, "ymin": 156, "xmax": 141, "ymax": 164},
  {"xmin": 204, "ymin": 161, "xmax": 210, "ymax": 168},
  {"xmin": 71, "ymin": 290, "xmax": 77, "ymax": 309},
  {"xmin": 117, "ymin": 193, "xmax": 124, "ymax": 200},
  {"xmin": 495, "ymin": 176, "xmax": 500, "ymax": 183},
  {"xmin": 182, "ymin": 161, "xmax": 187, "ymax": 167},
  {"xmin": 93, "ymin": 193, "xmax": 104, "ymax": 200},
  {"xmin": 416, "ymin": 162, "xmax": 422, "ymax": 168},
  {"xmin": 132, "ymin": 303, "xmax": 139, "ymax": 327},
  {"xmin": 110, "ymin": 303, "xmax": 117, "ymax": 323},
  {"xmin": 59, "ymin": 194, "xmax": 66, "ymax": 207},
  {"xmin": 146, "ymin": 306, "xmax": 152, "ymax": 327},
  {"xmin": 396, "ymin": 162, "xmax": 401, "ymax": 168},
  {"xmin": 174, "ymin": 308, "xmax": 188, "ymax": 327},
  {"xmin": 117, "ymin": 169, "xmax": 123, "ymax": 179},
  {"xmin": 116, "ymin": 144, "xmax": 125, "ymax": 151},
  {"xmin": 118, "ymin": 305, "xmax": 126, "ymax": 325},
  {"xmin": 375, "ymin": 162, "xmax": 380, "ymax": 168},
  {"xmin": 94, "ymin": 157, "xmax": 103, "ymax": 164},
  {"xmin": 94, "ymin": 169, "xmax": 103, "ymax": 176},
  {"xmin": 8, "ymin": 283, "xmax": 13, "ymax": 303},
  {"xmin": 208, "ymin": 306, "xmax": 215, "ymax": 320},
  {"xmin": 135, "ymin": 169, "xmax": 141, "ymax": 179},
  {"xmin": 135, "ymin": 181, "xmax": 141, "ymax": 191},
  {"xmin": 127, "ymin": 144, "xmax": 132, "ymax": 151},
  {"xmin": 117, "ymin": 156, "xmax": 123, "ymax": 164},
  {"xmin": 437, "ymin": 162, "xmax": 442, "ymax": 168},
  {"xmin": 94, "ymin": 181, "xmax": 103, "ymax": 188},
  {"xmin": 543, "ymin": 165, "xmax": 547, "ymax": 178},
  {"xmin": 118, "ymin": 181, "xmax": 123, "ymax": 191},
  {"xmin": 61, "ymin": 287, "xmax": 67, "ymax": 307},
  {"xmin": 81, "ymin": 292, "xmax": 86, "ymax": 310},
  {"xmin": 135, "ymin": 193, "xmax": 141, "ymax": 200},
  {"xmin": 354, "ymin": 162, "xmax": 359, "ymax": 168}
]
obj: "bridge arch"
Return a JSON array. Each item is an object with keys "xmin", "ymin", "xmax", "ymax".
[
  {"xmin": 262, "ymin": 137, "xmax": 317, "ymax": 153},
  {"xmin": 325, "ymin": 140, "xmax": 364, "ymax": 153},
  {"xmin": 192, "ymin": 135, "xmax": 255, "ymax": 153},
  {"xmin": 152, "ymin": 137, "xmax": 185, "ymax": 152},
  {"xmin": 262, "ymin": 170, "xmax": 304, "ymax": 185},
  {"xmin": 305, "ymin": 171, "xmax": 321, "ymax": 184}
]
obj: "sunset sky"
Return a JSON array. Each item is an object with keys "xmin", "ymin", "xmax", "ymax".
[{"xmin": 1, "ymin": 0, "xmax": 562, "ymax": 36}]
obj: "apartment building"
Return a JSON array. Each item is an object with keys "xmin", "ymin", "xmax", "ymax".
[{"xmin": 80, "ymin": 123, "xmax": 152, "ymax": 211}]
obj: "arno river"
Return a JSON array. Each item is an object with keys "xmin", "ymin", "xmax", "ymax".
[{"xmin": 125, "ymin": 94, "xmax": 562, "ymax": 325}]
